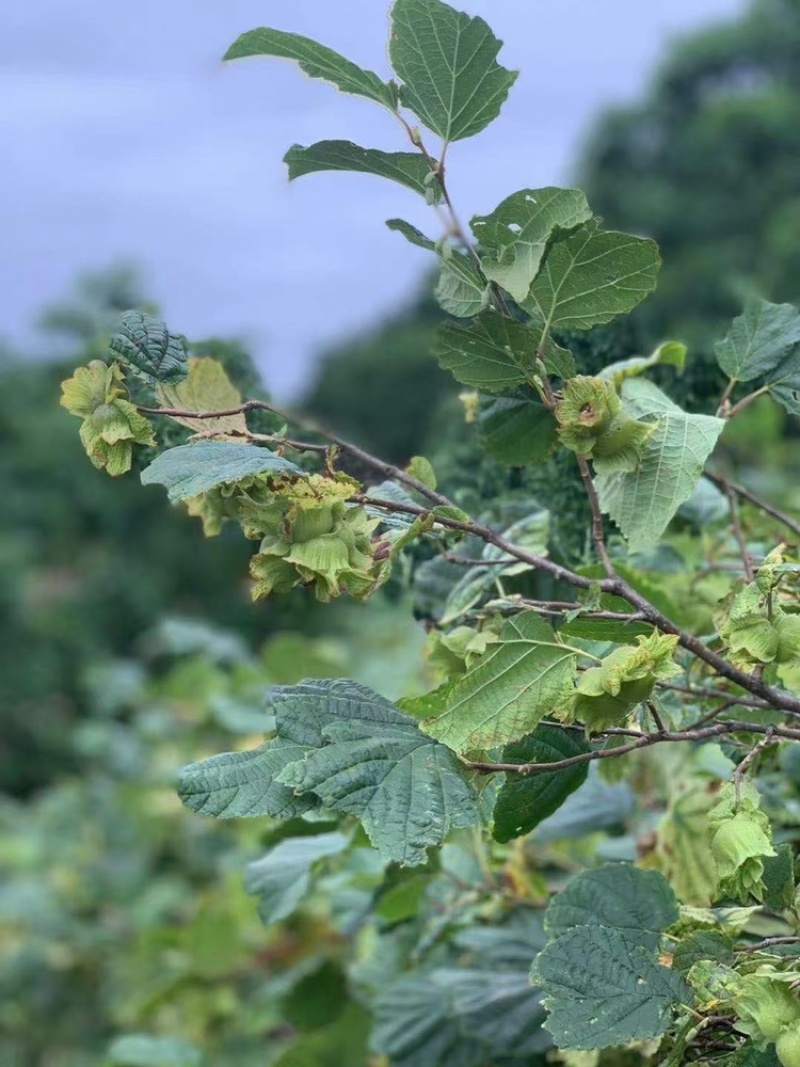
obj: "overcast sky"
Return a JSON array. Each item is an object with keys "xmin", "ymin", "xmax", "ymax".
[{"xmin": 1, "ymin": 0, "xmax": 745, "ymax": 397}]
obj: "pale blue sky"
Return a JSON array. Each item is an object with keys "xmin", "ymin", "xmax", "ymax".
[{"xmin": 1, "ymin": 0, "xmax": 744, "ymax": 396}]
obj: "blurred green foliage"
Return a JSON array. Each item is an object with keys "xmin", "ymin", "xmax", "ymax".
[
  {"xmin": 579, "ymin": 0, "xmax": 800, "ymax": 346},
  {"xmin": 0, "ymin": 271, "xmax": 326, "ymax": 796}
]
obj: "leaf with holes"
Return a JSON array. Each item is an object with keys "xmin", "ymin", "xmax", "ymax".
[
  {"xmin": 434, "ymin": 314, "xmax": 574, "ymax": 394},
  {"xmin": 109, "ymin": 311, "xmax": 188, "ymax": 383},
  {"xmin": 422, "ymin": 611, "xmax": 576, "ymax": 754},
  {"xmin": 389, "ymin": 0, "xmax": 518, "ymax": 143},
  {"xmin": 532, "ymin": 924, "xmax": 690, "ymax": 1050},
  {"xmin": 284, "ymin": 142, "xmax": 441, "ymax": 200},
  {"xmin": 471, "ymin": 187, "xmax": 592, "ymax": 303},
  {"xmin": 224, "ymin": 28, "xmax": 396, "ymax": 110}
]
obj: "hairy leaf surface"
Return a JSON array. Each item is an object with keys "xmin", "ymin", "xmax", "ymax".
[
  {"xmin": 594, "ymin": 379, "xmax": 724, "ymax": 551},
  {"xmin": 422, "ymin": 611, "xmax": 576, "ymax": 754},
  {"xmin": 544, "ymin": 864, "xmax": 679, "ymax": 950},
  {"xmin": 274, "ymin": 680, "xmax": 480, "ymax": 865},
  {"xmin": 141, "ymin": 441, "xmax": 302, "ymax": 502},
  {"xmin": 178, "ymin": 738, "xmax": 314, "ymax": 819},
  {"xmin": 284, "ymin": 141, "xmax": 441, "ymax": 200},
  {"xmin": 389, "ymin": 0, "xmax": 518, "ymax": 143}
]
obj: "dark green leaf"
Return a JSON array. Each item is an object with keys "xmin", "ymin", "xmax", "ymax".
[
  {"xmin": 245, "ymin": 832, "xmax": 348, "ymax": 924},
  {"xmin": 671, "ymin": 930, "xmax": 735, "ymax": 977},
  {"xmin": 715, "ymin": 298, "xmax": 800, "ymax": 382},
  {"xmin": 493, "ymin": 726, "xmax": 590, "ymax": 842},
  {"xmin": 178, "ymin": 737, "xmax": 314, "ymax": 819},
  {"xmin": 761, "ymin": 843, "xmax": 796, "ymax": 910},
  {"xmin": 224, "ymin": 28, "xmax": 396, "ymax": 110},
  {"xmin": 545, "ymin": 864, "xmax": 679, "ymax": 950},
  {"xmin": 533, "ymin": 924, "xmax": 690, "ymax": 1050},
  {"xmin": 274, "ymin": 680, "xmax": 480, "ymax": 866},
  {"xmin": 371, "ymin": 968, "xmax": 548, "ymax": 1067},
  {"xmin": 435, "ymin": 253, "xmax": 487, "ymax": 318},
  {"xmin": 284, "ymin": 142, "xmax": 441, "ymax": 200},
  {"xmin": 471, "ymin": 187, "xmax": 592, "ymax": 302},
  {"xmin": 389, "ymin": 0, "xmax": 518, "ymax": 143},
  {"xmin": 109, "ymin": 311, "xmax": 188, "ymax": 383},
  {"xmin": 141, "ymin": 441, "xmax": 302, "ymax": 502},
  {"xmin": 386, "ymin": 218, "xmax": 437, "ymax": 251},
  {"xmin": 479, "ymin": 397, "xmax": 558, "ymax": 465},
  {"xmin": 272, "ymin": 1003, "xmax": 371, "ymax": 1067},
  {"xmin": 523, "ymin": 223, "xmax": 660, "ymax": 331},
  {"xmin": 282, "ymin": 960, "xmax": 349, "ymax": 1033}
]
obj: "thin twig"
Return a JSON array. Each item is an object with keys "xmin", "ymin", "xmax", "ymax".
[
  {"xmin": 576, "ymin": 454, "xmax": 616, "ymax": 576},
  {"xmin": 705, "ymin": 470, "xmax": 800, "ymax": 539},
  {"xmin": 723, "ymin": 478, "xmax": 755, "ymax": 581},
  {"xmin": 466, "ymin": 720, "xmax": 800, "ymax": 776},
  {"xmin": 736, "ymin": 936, "xmax": 800, "ymax": 953},
  {"xmin": 733, "ymin": 726, "xmax": 776, "ymax": 803},
  {"xmin": 138, "ymin": 401, "xmax": 800, "ymax": 718}
]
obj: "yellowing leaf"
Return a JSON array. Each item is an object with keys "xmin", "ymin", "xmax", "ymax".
[{"xmin": 156, "ymin": 358, "xmax": 247, "ymax": 434}]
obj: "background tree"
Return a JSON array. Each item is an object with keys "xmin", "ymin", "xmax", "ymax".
[{"xmin": 580, "ymin": 0, "xmax": 800, "ymax": 346}]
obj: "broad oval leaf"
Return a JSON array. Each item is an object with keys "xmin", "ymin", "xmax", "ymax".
[
  {"xmin": 422, "ymin": 611, "xmax": 576, "ymax": 754},
  {"xmin": 224, "ymin": 28, "xmax": 396, "ymax": 111},
  {"xmin": 109, "ymin": 311, "xmax": 188, "ymax": 383},
  {"xmin": 523, "ymin": 222, "xmax": 661, "ymax": 331},
  {"xmin": 389, "ymin": 0, "xmax": 518, "ymax": 143},
  {"xmin": 533, "ymin": 925, "xmax": 690, "ymax": 1050},
  {"xmin": 544, "ymin": 863, "xmax": 679, "ymax": 950},
  {"xmin": 141, "ymin": 441, "xmax": 303, "ymax": 502},
  {"xmin": 492, "ymin": 725, "xmax": 590, "ymax": 843},
  {"xmin": 715, "ymin": 297, "xmax": 800, "ymax": 382},
  {"xmin": 245, "ymin": 831, "xmax": 348, "ymax": 925},
  {"xmin": 273, "ymin": 679, "xmax": 480, "ymax": 866},
  {"xmin": 594, "ymin": 379, "xmax": 725, "ymax": 551},
  {"xmin": 471, "ymin": 187, "xmax": 592, "ymax": 303},
  {"xmin": 284, "ymin": 141, "xmax": 441, "ymax": 201}
]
